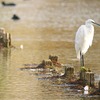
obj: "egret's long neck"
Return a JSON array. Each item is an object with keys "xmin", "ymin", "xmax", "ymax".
[
  {"xmin": 86, "ymin": 23, "xmax": 93, "ymax": 27},
  {"xmin": 86, "ymin": 24, "xmax": 94, "ymax": 34}
]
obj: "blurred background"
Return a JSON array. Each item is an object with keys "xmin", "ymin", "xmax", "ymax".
[{"xmin": 0, "ymin": 0, "xmax": 100, "ymax": 100}]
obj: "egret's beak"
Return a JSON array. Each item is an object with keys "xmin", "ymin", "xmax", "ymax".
[{"xmin": 93, "ymin": 22, "xmax": 100, "ymax": 26}]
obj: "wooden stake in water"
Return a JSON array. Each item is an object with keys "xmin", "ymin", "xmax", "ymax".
[
  {"xmin": 99, "ymin": 81, "xmax": 100, "ymax": 91},
  {"xmin": 80, "ymin": 67, "xmax": 87, "ymax": 80},
  {"xmin": 9, "ymin": 33, "xmax": 11, "ymax": 47},
  {"xmin": 64, "ymin": 66, "xmax": 74, "ymax": 79},
  {"xmin": 85, "ymin": 72, "xmax": 94, "ymax": 86}
]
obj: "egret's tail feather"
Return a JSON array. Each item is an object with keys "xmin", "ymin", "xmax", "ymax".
[{"xmin": 77, "ymin": 52, "xmax": 80, "ymax": 60}]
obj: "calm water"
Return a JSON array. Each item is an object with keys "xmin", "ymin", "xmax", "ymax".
[{"xmin": 0, "ymin": 0, "xmax": 100, "ymax": 100}]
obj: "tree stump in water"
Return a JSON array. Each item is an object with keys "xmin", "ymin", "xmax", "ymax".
[
  {"xmin": 99, "ymin": 81, "xmax": 100, "ymax": 91},
  {"xmin": 85, "ymin": 72, "xmax": 94, "ymax": 86},
  {"xmin": 8, "ymin": 33, "xmax": 11, "ymax": 47},
  {"xmin": 0, "ymin": 28, "xmax": 11, "ymax": 48},
  {"xmin": 37, "ymin": 60, "xmax": 53, "ymax": 69},
  {"xmin": 80, "ymin": 67, "xmax": 87, "ymax": 81},
  {"xmin": 43, "ymin": 60, "xmax": 53, "ymax": 68},
  {"xmin": 64, "ymin": 66, "xmax": 74, "ymax": 79},
  {"xmin": 49, "ymin": 55, "xmax": 58, "ymax": 65}
]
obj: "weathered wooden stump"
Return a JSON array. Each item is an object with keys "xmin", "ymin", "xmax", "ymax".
[
  {"xmin": 80, "ymin": 67, "xmax": 87, "ymax": 81},
  {"xmin": 0, "ymin": 28, "xmax": 11, "ymax": 48},
  {"xmin": 99, "ymin": 81, "xmax": 100, "ymax": 91},
  {"xmin": 8, "ymin": 33, "xmax": 11, "ymax": 47},
  {"xmin": 85, "ymin": 72, "xmax": 94, "ymax": 86},
  {"xmin": 43, "ymin": 60, "xmax": 53, "ymax": 68},
  {"xmin": 49, "ymin": 55, "xmax": 58, "ymax": 65},
  {"xmin": 37, "ymin": 60, "xmax": 53, "ymax": 69},
  {"xmin": 79, "ymin": 67, "xmax": 95, "ymax": 86},
  {"xmin": 64, "ymin": 66, "xmax": 74, "ymax": 79},
  {"xmin": 49, "ymin": 55, "xmax": 65, "ymax": 75}
]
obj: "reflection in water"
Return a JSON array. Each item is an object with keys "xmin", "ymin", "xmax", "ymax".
[
  {"xmin": 0, "ymin": 0, "xmax": 100, "ymax": 100},
  {"xmin": 0, "ymin": 48, "xmax": 11, "ymax": 80},
  {"xmin": 0, "ymin": 48, "xmax": 11, "ymax": 99},
  {"xmin": 82, "ymin": 97, "xmax": 100, "ymax": 100}
]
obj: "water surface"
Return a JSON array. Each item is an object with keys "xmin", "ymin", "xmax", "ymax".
[{"xmin": 0, "ymin": 0, "xmax": 100, "ymax": 100}]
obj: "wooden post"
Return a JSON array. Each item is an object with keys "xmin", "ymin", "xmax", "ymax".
[
  {"xmin": 64, "ymin": 66, "xmax": 74, "ymax": 79},
  {"xmin": 49, "ymin": 55, "xmax": 58, "ymax": 65},
  {"xmin": 3, "ymin": 33, "xmax": 8, "ymax": 47},
  {"xmin": 0, "ymin": 28, "xmax": 12, "ymax": 48},
  {"xmin": 80, "ymin": 71, "xmax": 86, "ymax": 80},
  {"xmin": 80, "ymin": 67, "xmax": 87, "ymax": 80},
  {"xmin": 44, "ymin": 60, "xmax": 53, "ymax": 68},
  {"xmin": 99, "ymin": 81, "xmax": 100, "ymax": 91},
  {"xmin": 9, "ymin": 33, "xmax": 11, "ymax": 47},
  {"xmin": 39, "ymin": 60, "xmax": 53, "ymax": 69},
  {"xmin": 85, "ymin": 72, "xmax": 94, "ymax": 86}
]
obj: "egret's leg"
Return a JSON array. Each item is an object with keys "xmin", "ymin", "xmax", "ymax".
[
  {"xmin": 82, "ymin": 55, "xmax": 84, "ymax": 66},
  {"xmin": 80, "ymin": 52, "xmax": 82, "ymax": 67},
  {"xmin": 80, "ymin": 52, "xmax": 84, "ymax": 67}
]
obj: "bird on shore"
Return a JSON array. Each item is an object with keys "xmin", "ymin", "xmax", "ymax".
[{"xmin": 75, "ymin": 19, "xmax": 100, "ymax": 67}]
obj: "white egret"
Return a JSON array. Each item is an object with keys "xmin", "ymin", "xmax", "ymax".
[{"xmin": 75, "ymin": 19, "xmax": 100, "ymax": 66}]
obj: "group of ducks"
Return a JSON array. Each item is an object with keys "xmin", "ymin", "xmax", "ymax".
[{"xmin": 1, "ymin": 1, "xmax": 20, "ymax": 20}]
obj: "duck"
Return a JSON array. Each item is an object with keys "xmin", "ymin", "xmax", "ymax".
[
  {"xmin": 1, "ymin": 1, "xmax": 16, "ymax": 6},
  {"xmin": 12, "ymin": 14, "xmax": 20, "ymax": 20}
]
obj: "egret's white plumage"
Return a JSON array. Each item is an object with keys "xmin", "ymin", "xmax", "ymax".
[
  {"xmin": 75, "ymin": 19, "xmax": 95, "ymax": 59},
  {"xmin": 75, "ymin": 19, "xmax": 100, "ymax": 66}
]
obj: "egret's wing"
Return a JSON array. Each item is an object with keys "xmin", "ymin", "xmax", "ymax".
[
  {"xmin": 82, "ymin": 25, "xmax": 94, "ymax": 53},
  {"xmin": 75, "ymin": 25, "xmax": 85, "ymax": 59},
  {"xmin": 88, "ymin": 27, "xmax": 94, "ymax": 46}
]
